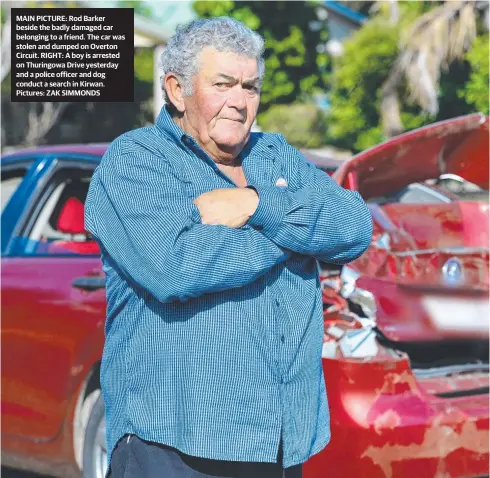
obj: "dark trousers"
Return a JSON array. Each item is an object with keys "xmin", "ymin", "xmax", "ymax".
[{"xmin": 109, "ymin": 434, "xmax": 303, "ymax": 478}]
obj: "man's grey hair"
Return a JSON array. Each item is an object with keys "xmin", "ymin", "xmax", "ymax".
[{"xmin": 159, "ymin": 17, "xmax": 265, "ymax": 106}]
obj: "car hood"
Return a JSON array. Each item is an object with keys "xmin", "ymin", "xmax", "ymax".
[{"xmin": 333, "ymin": 113, "xmax": 489, "ymax": 200}]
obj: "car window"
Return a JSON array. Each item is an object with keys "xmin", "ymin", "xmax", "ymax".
[
  {"xmin": 1, "ymin": 167, "xmax": 28, "ymax": 212},
  {"xmin": 319, "ymin": 167, "xmax": 337, "ymax": 176},
  {"xmin": 396, "ymin": 184, "xmax": 451, "ymax": 204},
  {"xmin": 435, "ymin": 176, "xmax": 489, "ymax": 203},
  {"xmin": 367, "ymin": 183, "xmax": 451, "ymax": 205},
  {"xmin": 23, "ymin": 167, "xmax": 100, "ymax": 256}
]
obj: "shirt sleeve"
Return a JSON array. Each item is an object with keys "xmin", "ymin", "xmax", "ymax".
[
  {"xmin": 247, "ymin": 141, "xmax": 372, "ymax": 265},
  {"xmin": 84, "ymin": 138, "xmax": 290, "ymax": 303}
]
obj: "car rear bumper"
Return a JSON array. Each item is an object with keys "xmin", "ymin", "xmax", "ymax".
[{"xmin": 304, "ymin": 355, "xmax": 489, "ymax": 478}]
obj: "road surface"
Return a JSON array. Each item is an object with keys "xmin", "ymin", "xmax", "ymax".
[{"xmin": 1, "ymin": 468, "xmax": 54, "ymax": 478}]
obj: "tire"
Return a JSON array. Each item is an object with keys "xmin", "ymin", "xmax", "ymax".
[{"xmin": 82, "ymin": 393, "xmax": 107, "ymax": 478}]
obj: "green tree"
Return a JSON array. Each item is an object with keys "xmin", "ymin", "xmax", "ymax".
[
  {"xmin": 459, "ymin": 34, "xmax": 489, "ymax": 114},
  {"xmin": 327, "ymin": 1, "xmax": 487, "ymax": 152},
  {"xmin": 117, "ymin": 0, "xmax": 157, "ymax": 119},
  {"xmin": 380, "ymin": 0, "xmax": 487, "ymax": 137},
  {"xmin": 193, "ymin": 1, "xmax": 331, "ymax": 115},
  {"xmin": 326, "ymin": 19, "xmax": 410, "ymax": 152},
  {"xmin": 259, "ymin": 102, "xmax": 328, "ymax": 149},
  {"xmin": 118, "ymin": 0, "xmax": 152, "ymax": 17}
]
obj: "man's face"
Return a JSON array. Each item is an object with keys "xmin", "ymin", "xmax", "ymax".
[{"xmin": 182, "ymin": 47, "xmax": 261, "ymax": 158}]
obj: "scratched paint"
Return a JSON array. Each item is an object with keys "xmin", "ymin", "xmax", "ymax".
[{"xmin": 362, "ymin": 418, "xmax": 489, "ymax": 478}]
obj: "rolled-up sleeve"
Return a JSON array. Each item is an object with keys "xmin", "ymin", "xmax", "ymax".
[{"xmin": 85, "ymin": 137, "xmax": 290, "ymax": 303}]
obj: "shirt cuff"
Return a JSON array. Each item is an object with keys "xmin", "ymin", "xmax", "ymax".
[{"xmin": 247, "ymin": 185, "xmax": 289, "ymax": 237}]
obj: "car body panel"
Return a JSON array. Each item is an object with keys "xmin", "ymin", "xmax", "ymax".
[
  {"xmin": 353, "ymin": 200, "xmax": 489, "ymax": 342},
  {"xmin": 2, "ymin": 117, "xmax": 489, "ymax": 478},
  {"xmin": 355, "ymin": 276, "xmax": 489, "ymax": 341},
  {"xmin": 316, "ymin": 263, "xmax": 489, "ymax": 478},
  {"xmin": 333, "ymin": 113, "xmax": 489, "ymax": 198},
  {"xmin": 2, "ymin": 150, "xmax": 106, "ymax": 477},
  {"xmin": 329, "ymin": 114, "xmax": 490, "ymax": 343},
  {"xmin": 2, "ymin": 257, "xmax": 105, "ymax": 441},
  {"xmin": 378, "ymin": 201, "xmax": 489, "ymax": 251},
  {"xmin": 305, "ymin": 356, "xmax": 489, "ymax": 478},
  {"xmin": 314, "ymin": 114, "xmax": 489, "ymax": 477}
]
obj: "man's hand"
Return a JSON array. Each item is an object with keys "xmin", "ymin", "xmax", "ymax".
[{"xmin": 194, "ymin": 188, "xmax": 259, "ymax": 228}]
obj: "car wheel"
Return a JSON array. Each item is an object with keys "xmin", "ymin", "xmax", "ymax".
[{"xmin": 82, "ymin": 393, "xmax": 107, "ymax": 478}]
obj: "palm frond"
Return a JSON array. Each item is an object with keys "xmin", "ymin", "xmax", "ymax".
[
  {"xmin": 396, "ymin": 0, "xmax": 477, "ymax": 115},
  {"xmin": 380, "ymin": 0, "xmax": 480, "ymax": 138}
]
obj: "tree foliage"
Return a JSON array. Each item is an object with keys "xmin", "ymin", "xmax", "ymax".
[
  {"xmin": 2, "ymin": 0, "xmax": 155, "ymax": 146},
  {"xmin": 379, "ymin": 1, "xmax": 483, "ymax": 137},
  {"xmin": 459, "ymin": 34, "xmax": 489, "ymax": 114},
  {"xmin": 193, "ymin": 1, "xmax": 330, "ymax": 115},
  {"xmin": 327, "ymin": 20, "xmax": 407, "ymax": 151},
  {"xmin": 327, "ymin": 1, "xmax": 487, "ymax": 152},
  {"xmin": 118, "ymin": 0, "xmax": 152, "ymax": 17},
  {"xmin": 259, "ymin": 102, "xmax": 328, "ymax": 149}
]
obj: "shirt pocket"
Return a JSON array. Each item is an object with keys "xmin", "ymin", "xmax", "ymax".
[
  {"xmin": 274, "ymin": 157, "xmax": 307, "ymax": 193},
  {"xmin": 271, "ymin": 162, "xmax": 299, "ymax": 194}
]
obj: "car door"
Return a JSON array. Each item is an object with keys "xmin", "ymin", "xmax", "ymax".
[{"xmin": 2, "ymin": 157, "xmax": 107, "ymax": 443}]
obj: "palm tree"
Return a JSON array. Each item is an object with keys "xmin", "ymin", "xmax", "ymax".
[{"xmin": 380, "ymin": 0, "xmax": 488, "ymax": 138}]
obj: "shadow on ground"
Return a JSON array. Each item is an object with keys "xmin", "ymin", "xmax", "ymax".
[{"xmin": 1, "ymin": 468, "xmax": 54, "ymax": 478}]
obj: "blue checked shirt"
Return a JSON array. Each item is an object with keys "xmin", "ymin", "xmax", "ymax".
[{"xmin": 84, "ymin": 106, "xmax": 372, "ymax": 470}]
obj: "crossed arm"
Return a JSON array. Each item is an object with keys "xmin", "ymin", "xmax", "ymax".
[
  {"xmin": 195, "ymin": 146, "xmax": 373, "ymax": 265},
  {"xmin": 85, "ymin": 139, "xmax": 372, "ymax": 303}
]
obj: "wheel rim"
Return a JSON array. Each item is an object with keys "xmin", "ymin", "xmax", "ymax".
[{"xmin": 92, "ymin": 416, "xmax": 107, "ymax": 478}]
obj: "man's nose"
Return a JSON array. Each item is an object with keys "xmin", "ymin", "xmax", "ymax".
[{"xmin": 227, "ymin": 85, "xmax": 247, "ymax": 110}]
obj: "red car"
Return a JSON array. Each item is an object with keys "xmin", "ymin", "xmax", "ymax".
[
  {"xmin": 1, "ymin": 114, "xmax": 488, "ymax": 478},
  {"xmin": 307, "ymin": 113, "xmax": 489, "ymax": 478}
]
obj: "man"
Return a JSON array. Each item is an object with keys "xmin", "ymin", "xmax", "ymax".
[{"xmin": 85, "ymin": 17, "xmax": 372, "ymax": 478}]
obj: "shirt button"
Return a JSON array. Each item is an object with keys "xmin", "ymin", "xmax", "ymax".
[
  {"xmin": 281, "ymin": 335, "xmax": 285, "ymax": 344},
  {"xmin": 275, "ymin": 299, "xmax": 280, "ymax": 307}
]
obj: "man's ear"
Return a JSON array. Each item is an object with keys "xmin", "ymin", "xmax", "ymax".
[{"xmin": 164, "ymin": 73, "xmax": 185, "ymax": 113}]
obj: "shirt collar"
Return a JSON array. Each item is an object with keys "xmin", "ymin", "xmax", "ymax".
[
  {"xmin": 156, "ymin": 105, "xmax": 192, "ymax": 146},
  {"xmin": 155, "ymin": 105, "xmax": 272, "ymax": 163}
]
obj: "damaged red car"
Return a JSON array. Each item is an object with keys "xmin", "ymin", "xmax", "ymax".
[
  {"xmin": 306, "ymin": 113, "xmax": 489, "ymax": 478},
  {"xmin": 1, "ymin": 114, "xmax": 488, "ymax": 478}
]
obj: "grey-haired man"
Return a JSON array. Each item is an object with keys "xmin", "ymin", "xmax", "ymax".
[{"xmin": 85, "ymin": 16, "xmax": 372, "ymax": 478}]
